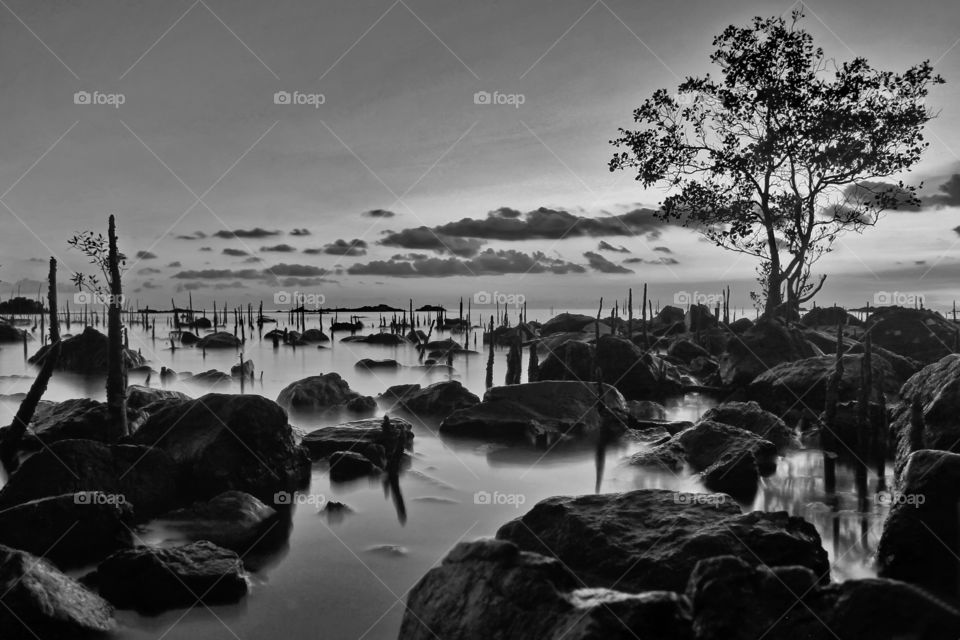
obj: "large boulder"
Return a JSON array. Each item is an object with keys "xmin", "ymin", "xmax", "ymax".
[
  {"xmin": 301, "ymin": 417, "xmax": 414, "ymax": 464},
  {"xmin": 10, "ymin": 397, "xmax": 148, "ymax": 446},
  {"xmin": 800, "ymin": 306, "xmax": 862, "ymax": 328},
  {"xmin": 667, "ymin": 339, "xmax": 710, "ymax": 364},
  {"xmin": 748, "ymin": 354, "xmax": 898, "ymax": 418},
  {"xmin": 300, "ymin": 328, "xmax": 329, "ymax": 343},
  {"xmin": 0, "ymin": 321, "xmax": 26, "ymax": 343},
  {"xmin": 0, "ymin": 492, "xmax": 132, "ymax": 567},
  {"xmin": 540, "ymin": 313, "xmax": 602, "ymax": 336},
  {"xmin": 276, "ymin": 373, "xmax": 375, "ymax": 415},
  {"xmin": 130, "ymin": 394, "xmax": 310, "ymax": 503},
  {"xmin": 719, "ymin": 317, "xmax": 818, "ymax": 386},
  {"xmin": 440, "ymin": 381, "xmax": 627, "ymax": 443},
  {"xmin": 877, "ymin": 449, "xmax": 960, "ymax": 596},
  {"xmin": 126, "ymin": 385, "xmax": 191, "ymax": 413},
  {"xmin": 889, "ymin": 354, "xmax": 960, "ymax": 476},
  {"xmin": 0, "ymin": 544, "xmax": 115, "ymax": 639},
  {"xmin": 0, "ymin": 439, "xmax": 179, "ymax": 521},
  {"xmin": 28, "ymin": 326, "xmax": 144, "ymax": 374},
  {"xmin": 86, "ymin": 540, "xmax": 248, "ymax": 614},
  {"xmin": 195, "ymin": 331, "xmax": 241, "ymax": 349},
  {"xmin": 496, "ymin": 489, "xmax": 828, "ymax": 593},
  {"xmin": 154, "ymin": 491, "xmax": 277, "ymax": 553},
  {"xmin": 700, "ymin": 401, "xmax": 796, "ymax": 449},
  {"xmin": 399, "ymin": 539, "xmax": 692, "ymax": 640},
  {"xmin": 537, "ymin": 340, "xmax": 596, "ymax": 382},
  {"xmin": 596, "ymin": 335, "xmax": 683, "ymax": 399},
  {"xmin": 381, "ymin": 381, "xmax": 480, "ymax": 420},
  {"xmin": 685, "ymin": 304, "xmax": 718, "ymax": 332},
  {"xmin": 865, "ymin": 306, "xmax": 956, "ymax": 364}
]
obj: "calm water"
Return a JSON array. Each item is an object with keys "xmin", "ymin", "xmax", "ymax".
[{"xmin": 0, "ymin": 309, "xmax": 890, "ymax": 639}]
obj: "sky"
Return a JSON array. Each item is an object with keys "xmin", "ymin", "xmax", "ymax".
[{"xmin": 1, "ymin": 0, "xmax": 960, "ymax": 312}]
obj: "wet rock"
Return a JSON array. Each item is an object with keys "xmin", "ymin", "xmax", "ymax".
[
  {"xmin": 0, "ymin": 492, "xmax": 133, "ymax": 567},
  {"xmin": 800, "ymin": 306, "xmax": 862, "ymax": 328},
  {"xmin": 191, "ymin": 317, "xmax": 212, "ymax": 330},
  {"xmin": 668, "ymin": 339, "xmax": 710, "ymax": 364},
  {"xmin": 440, "ymin": 381, "xmax": 627, "ymax": 443},
  {"xmin": 14, "ymin": 397, "xmax": 148, "ymax": 446},
  {"xmin": 399, "ymin": 539, "xmax": 693, "ymax": 640},
  {"xmin": 596, "ymin": 335, "xmax": 683, "ymax": 399},
  {"xmin": 87, "ymin": 541, "xmax": 248, "ymax": 614},
  {"xmin": 381, "ymin": 380, "xmax": 480, "ymax": 420},
  {"xmin": 28, "ymin": 326, "xmax": 144, "ymax": 374},
  {"xmin": 537, "ymin": 340, "xmax": 595, "ymax": 382},
  {"xmin": 729, "ymin": 317, "xmax": 753, "ymax": 333},
  {"xmin": 131, "ymin": 394, "xmax": 310, "ymax": 503},
  {"xmin": 346, "ymin": 395, "xmax": 377, "ymax": 415},
  {"xmin": 685, "ymin": 304, "xmax": 718, "ymax": 332},
  {"xmin": 179, "ymin": 331, "xmax": 199, "ymax": 345},
  {"xmin": 329, "ymin": 450, "xmax": 382, "ymax": 481},
  {"xmin": 126, "ymin": 385, "xmax": 191, "ymax": 413},
  {"xmin": 184, "ymin": 369, "xmax": 232, "ymax": 386},
  {"xmin": 626, "ymin": 400, "xmax": 667, "ymax": 421},
  {"xmin": 155, "ymin": 491, "xmax": 277, "ymax": 553},
  {"xmin": 540, "ymin": 313, "xmax": 602, "ymax": 335},
  {"xmin": 496, "ymin": 489, "xmax": 828, "ymax": 593},
  {"xmin": 301, "ymin": 417, "xmax": 414, "ymax": 463},
  {"xmin": 341, "ymin": 333, "xmax": 408, "ymax": 346},
  {"xmin": 276, "ymin": 373, "xmax": 375, "ymax": 414},
  {"xmin": 719, "ymin": 317, "xmax": 818, "ymax": 386},
  {"xmin": 0, "ymin": 440, "xmax": 179, "ymax": 521},
  {"xmin": 355, "ymin": 358, "xmax": 402, "ymax": 370},
  {"xmin": 300, "ymin": 328, "xmax": 329, "ymax": 342},
  {"xmin": 0, "ymin": 321, "xmax": 26, "ymax": 343},
  {"xmin": 0, "ymin": 544, "xmax": 115, "ymax": 639},
  {"xmin": 651, "ymin": 306, "xmax": 686, "ymax": 335},
  {"xmin": 196, "ymin": 331, "xmax": 241, "ymax": 349},
  {"xmin": 865, "ymin": 306, "xmax": 956, "ymax": 364},
  {"xmin": 700, "ymin": 401, "xmax": 796, "ymax": 449},
  {"xmin": 231, "ymin": 359, "xmax": 254, "ymax": 378}
]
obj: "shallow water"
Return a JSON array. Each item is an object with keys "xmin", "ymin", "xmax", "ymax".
[{"xmin": 0, "ymin": 311, "xmax": 892, "ymax": 639}]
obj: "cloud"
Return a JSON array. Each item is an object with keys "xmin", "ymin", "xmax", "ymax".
[
  {"xmin": 173, "ymin": 269, "xmax": 261, "ymax": 280},
  {"xmin": 244, "ymin": 256, "xmax": 264, "ymax": 263},
  {"xmin": 598, "ymin": 240, "xmax": 630, "ymax": 253},
  {"xmin": 424, "ymin": 207, "xmax": 670, "ymax": 241},
  {"xmin": 222, "ymin": 248, "xmax": 249, "ymax": 256},
  {"xmin": 923, "ymin": 174, "xmax": 960, "ymax": 208},
  {"xmin": 199, "ymin": 247, "xmax": 212, "ymax": 252},
  {"xmin": 175, "ymin": 231, "xmax": 206, "ymax": 240},
  {"xmin": 348, "ymin": 249, "xmax": 585, "ymax": 277},
  {"xmin": 26, "ymin": 257, "xmax": 45, "ymax": 263},
  {"xmin": 653, "ymin": 246, "xmax": 672, "ymax": 254},
  {"xmin": 624, "ymin": 256, "xmax": 679, "ymax": 265},
  {"xmin": 279, "ymin": 276, "xmax": 337, "ymax": 287},
  {"xmin": 267, "ymin": 263, "xmax": 329, "ymax": 277},
  {"xmin": 261, "ymin": 244, "xmax": 297, "ymax": 253},
  {"xmin": 379, "ymin": 227, "xmax": 485, "ymax": 257},
  {"xmin": 213, "ymin": 227, "xmax": 280, "ymax": 239},
  {"xmin": 363, "ymin": 209, "xmax": 396, "ymax": 218},
  {"xmin": 135, "ymin": 250, "xmax": 157, "ymax": 260},
  {"xmin": 137, "ymin": 267, "xmax": 161, "ymax": 275},
  {"xmin": 584, "ymin": 251, "xmax": 634, "ymax": 274},
  {"xmin": 167, "ymin": 261, "xmax": 181, "ymax": 267},
  {"xmin": 316, "ymin": 238, "xmax": 368, "ymax": 256},
  {"xmin": 142, "ymin": 281, "xmax": 159, "ymax": 289},
  {"xmin": 290, "ymin": 228, "xmax": 311, "ymax": 236}
]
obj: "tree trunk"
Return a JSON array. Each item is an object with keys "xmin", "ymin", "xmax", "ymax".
[{"xmin": 107, "ymin": 215, "xmax": 128, "ymax": 437}]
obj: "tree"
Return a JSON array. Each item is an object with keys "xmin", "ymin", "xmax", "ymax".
[
  {"xmin": 68, "ymin": 215, "xmax": 129, "ymax": 435},
  {"xmin": 610, "ymin": 11, "xmax": 942, "ymax": 315}
]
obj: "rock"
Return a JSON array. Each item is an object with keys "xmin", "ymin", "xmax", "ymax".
[
  {"xmin": 596, "ymin": 335, "xmax": 684, "ymax": 399},
  {"xmin": 865, "ymin": 306, "xmax": 956, "ymax": 364},
  {"xmin": 184, "ymin": 369, "xmax": 232, "ymax": 385},
  {"xmin": 626, "ymin": 400, "xmax": 667, "ymax": 421},
  {"xmin": 719, "ymin": 317, "xmax": 818, "ymax": 386},
  {"xmin": 155, "ymin": 491, "xmax": 277, "ymax": 552},
  {"xmin": 87, "ymin": 541, "xmax": 247, "ymax": 614},
  {"xmin": 329, "ymin": 450, "xmax": 382, "ymax": 481},
  {"xmin": 28, "ymin": 326, "xmax": 145, "ymax": 374},
  {"xmin": 345, "ymin": 395, "xmax": 377, "ymax": 415},
  {"xmin": 131, "ymin": 394, "xmax": 310, "ymax": 503},
  {"xmin": 800, "ymin": 306, "xmax": 862, "ymax": 328},
  {"xmin": 231, "ymin": 359, "xmax": 254, "ymax": 378},
  {"xmin": 668, "ymin": 339, "xmax": 710, "ymax": 364},
  {"xmin": 0, "ymin": 493, "xmax": 133, "ymax": 567},
  {"xmin": 355, "ymin": 358, "xmax": 402, "ymax": 370},
  {"xmin": 685, "ymin": 304, "xmax": 718, "ymax": 332},
  {"xmin": 382, "ymin": 381, "xmax": 480, "ymax": 420},
  {"xmin": 179, "ymin": 331, "xmax": 199, "ymax": 345},
  {"xmin": 748, "ymin": 354, "xmax": 898, "ymax": 418},
  {"xmin": 302, "ymin": 417, "xmax": 414, "ymax": 463},
  {"xmin": 878, "ymin": 449, "xmax": 960, "ymax": 596},
  {"xmin": 300, "ymin": 328, "xmax": 329, "ymax": 342},
  {"xmin": 728, "ymin": 317, "xmax": 753, "ymax": 333},
  {"xmin": 0, "ymin": 544, "xmax": 115, "ymax": 638},
  {"xmin": 845, "ymin": 339, "xmax": 921, "ymax": 383},
  {"xmin": 399, "ymin": 539, "xmax": 693, "ymax": 640},
  {"xmin": 653, "ymin": 305, "xmax": 686, "ymax": 333},
  {"xmin": 196, "ymin": 331, "xmax": 241, "ymax": 349},
  {"xmin": 0, "ymin": 321, "xmax": 26, "ymax": 343},
  {"xmin": 0, "ymin": 440, "xmax": 179, "ymax": 521},
  {"xmin": 191, "ymin": 317, "xmax": 212, "ymax": 329},
  {"xmin": 700, "ymin": 401, "xmax": 796, "ymax": 449},
  {"xmin": 890, "ymin": 354, "xmax": 960, "ymax": 476},
  {"xmin": 276, "ymin": 373, "xmax": 374, "ymax": 414},
  {"xmin": 17, "ymin": 397, "xmax": 148, "ymax": 446},
  {"xmin": 341, "ymin": 333, "xmax": 408, "ymax": 346},
  {"xmin": 540, "ymin": 313, "xmax": 601, "ymax": 335},
  {"xmin": 440, "ymin": 381, "xmax": 627, "ymax": 443},
  {"xmin": 537, "ymin": 340, "xmax": 596, "ymax": 382},
  {"xmin": 496, "ymin": 489, "xmax": 828, "ymax": 593},
  {"xmin": 126, "ymin": 385, "xmax": 191, "ymax": 413}
]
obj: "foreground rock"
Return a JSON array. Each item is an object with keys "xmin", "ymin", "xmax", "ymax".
[
  {"xmin": 399, "ymin": 539, "xmax": 692, "ymax": 640},
  {"xmin": 86, "ymin": 541, "xmax": 248, "ymax": 614},
  {"xmin": 0, "ymin": 439, "xmax": 179, "ymax": 520},
  {"xmin": 131, "ymin": 394, "xmax": 310, "ymax": 503},
  {"xmin": 276, "ymin": 373, "xmax": 376, "ymax": 415},
  {"xmin": 700, "ymin": 401, "xmax": 796, "ymax": 449},
  {"xmin": 126, "ymin": 385, "xmax": 191, "ymax": 413},
  {"xmin": 154, "ymin": 491, "xmax": 277, "ymax": 552},
  {"xmin": 380, "ymin": 380, "xmax": 480, "ymax": 420},
  {"xmin": 496, "ymin": 489, "xmax": 828, "ymax": 593},
  {"xmin": 302, "ymin": 417, "xmax": 414, "ymax": 465},
  {"xmin": 10, "ymin": 397, "xmax": 148, "ymax": 446},
  {"xmin": 0, "ymin": 544, "xmax": 115, "ymax": 638},
  {"xmin": 440, "ymin": 381, "xmax": 628, "ymax": 443},
  {"xmin": 28, "ymin": 326, "xmax": 144, "ymax": 374}
]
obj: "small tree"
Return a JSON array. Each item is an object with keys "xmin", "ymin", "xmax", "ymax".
[
  {"xmin": 610, "ymin": 11, "xmax": 942, "ymax": 315},
  {"xmin": 69, "ymin": 215, "xmax": 129, "ymax": 435}
]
